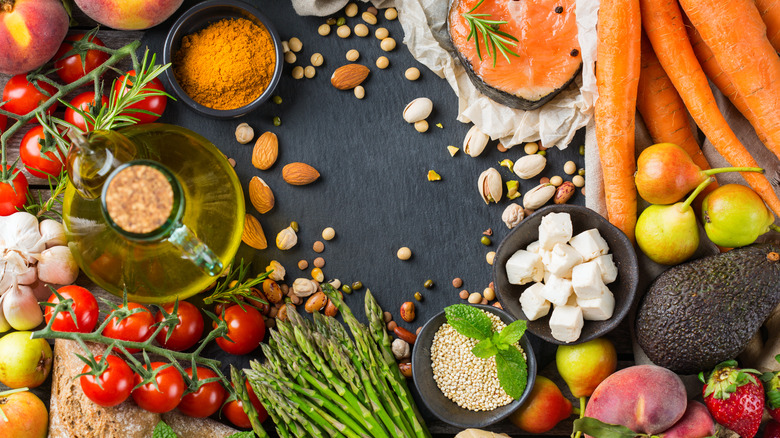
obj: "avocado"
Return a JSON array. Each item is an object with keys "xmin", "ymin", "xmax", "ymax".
[{"xmin": 636, "ymin": 242, "xmax": 780, "ymax": 374}]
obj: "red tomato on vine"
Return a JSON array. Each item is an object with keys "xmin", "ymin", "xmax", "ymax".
[
  {"xmin": 80, "ymin": 355, "xmax": 134, "ymax": 407},
  {"xmin": 177, "ymin": 367, "xmax": 226, "ymax": 418},
  {"xmin": 154, "ymin": 301, "xmax": 204, "ymax": 352},
  {"xmin": 45, "ymin": 285, "xmax": 99, "ymax": 333},
  {"xmin": 215, "ymin": 304, "xmax": 265, "ymax": 355},
  {"xmin": 132, "ymin": 362, "xmax": 184, "ymax": 413},
  {"xmin": 2, "ymin": 74, "xmax": 58, "ymax": 119},
  {"xmin": 19, "ymin": 125, "xmax": 67, "ymax": 178},
  {"xmin": 103, "ymin": 303, "xmax": 155, "ymax": 353},
  {"xmin": 64, "ymin": 91, "xmax": 109, "ymax": 132},
  {"xmin": 54, "ymin": 33, "xmax": 110, "ymax": 85},
  {"xmin": 0, "ymin": 165, "xmax": 28, "ymax": 216}
]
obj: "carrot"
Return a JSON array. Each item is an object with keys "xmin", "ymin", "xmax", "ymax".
[
  {"xmin": 755, "ymin": 0, "xmax": 780, "ymax": 52},
  {"xmin": 595, "ymin": 0, "xmax": 641, "ymax": 243},
  {"xmin": 637, "ymin": 32, "xmax": 712, "ymax": 172},
  {"xmin": 680, "ymin": 0, "xmax": 780, "ymax": 163},
  {"xmin": 639, "ymin": 0, "xmax": 780, "ymax": 218}
]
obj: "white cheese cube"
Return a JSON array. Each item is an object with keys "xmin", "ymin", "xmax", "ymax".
[
  {"xmin": 577, "ymin": 287, "xmax": 615, "ymax": 321},
  {"xmin": 541, "ymin": 274, "xmax": 572, "ymax": 306},
  {"xmin": 527, "ymin": 240, "xmax": 541, "ymax": 254},
  {"xmin": 546, "ymin": 243, "xmax": 583, "ymax": 278},
  {"xmin": 569, "ymin": 229, "xmax": 610, "ymax": 261},
  {"xmin": 519, "ymin": 283, "xmax": 550, "ymax": 321},
  {"xmin": 593, "ymin": 254, "xmax": 618, "ymax": 284},
  {"xmin": 543, "ymin": 269, "xmax": 552, "ymax": 284},
  {"xmin": 541, "ymin": 249, "xmax": 554, "ymax": 268},
  {"xmin": 506, "ymin": 250, "xmax": 544, "ymax": 285},
  {"xmin": 539, "ymin": 212, "xmax": 573, "ymax": 250},
  {"xmin": 549, "ymin": 305, "xmax": 584, "ymax": 343},
  {"xmin": 572, "ymin": 261, "xmax": 607, "ymax": 299}
]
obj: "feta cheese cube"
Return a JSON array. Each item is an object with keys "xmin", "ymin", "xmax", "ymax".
[
  {"xmin": 541, "ymin": 249, "xmax": 554, "ymax": 268},
  {"xmin": 546, "ymin": 243, "xmax": 584, "ymax": 278},
  {"xmin": 593, "ymin": 254, "xmax": 618, "ymax": 284},
  {"xmin": 572, "ymin": 261, "xmax": 607, "ymax": 299},
  {"xmin": 577, "ymin": 287, "xmax": 615, "ymax": 321},
  {"xmin": 519, "ymin": 283, "xmax": 550, "ymax": 321},
  {"xmin": 506, "ymin": 250, "xmax": 544, "ymax": 285},
  {"xmin": 526, "ymin": 240, "xmax": 541, "ymax": 254},
  {"xmin": 543, "ymin": 269, "xmax": 552, "ymax": 284},
  {"xmin": 569, "ymin": 229, "xmax": 610, "ymax": 261},
  {"xmin": 541, "ymin": 274, "xmax": 572, "ymax": 306},
  {"xmin": 539, "ymin": 212, "xmax": 573, "ymax": 250},
  {"xmin": 549, "ymin": 304, "xmax": 584, "ymax": 343}
]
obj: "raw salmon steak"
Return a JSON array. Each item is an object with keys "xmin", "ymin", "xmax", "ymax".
[{"xmin": 448, "ymin": 0, "xmax": 582, "ymax": 110}]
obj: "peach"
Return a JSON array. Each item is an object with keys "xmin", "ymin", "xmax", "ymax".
[
  {"xmin": 73, "ymin": 0, "xmax": 183, "ymax": 31},
  {"xmin": 584, "ymin": 365, "xmax": 687, "ymax": 435},
  {"xmin": 660, "ymin": 401, "xmax": 716, "ymax": 438},
  {"xmin": 509, "ymin": 376, "xmax": 572, "ymax": 433},
  {"xmin": 0, "ymin": 0, "xmax": 68, "ymax": 75}
]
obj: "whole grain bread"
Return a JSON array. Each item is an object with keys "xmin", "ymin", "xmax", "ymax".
[{"xmin": 48, "ymin": 339, "xmax": 239, "ymax": 438}]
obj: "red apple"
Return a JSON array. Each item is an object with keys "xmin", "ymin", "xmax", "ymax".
[
  {"xmin": 0, "ymin": 390, "xmax": 48, "ymax": 438},
  {"xmin": 73, "ymin": 0, "xmax": 184, "ymax": 30},
  {"xmin": 0, "ymin": 0, "xmax": 69, "ymax": 75}
]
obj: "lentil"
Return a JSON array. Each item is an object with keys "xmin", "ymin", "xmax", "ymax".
[
  {"xmin": 416, "ymin": 327, "xmax": 422, "ymax": 336},
  {"xmin": 351, "ymin": 281, "xmax": 363, "ymax": 290},
  {"xmin": 414, "ymin": 120, "xmax": 429, "ymax": 133},
  {"xmin": 321, "ymin": 227, "xmax": 336, "ymax": 240},
  {"xmin": 288, "ymin": 37, "xmax": 303, "ymax": 52},
  {"xmin": 297, "ymin": 259, "xmax": 309, "ymax": 270},
  {"xmin": 550, "ymin": 175, "xmax": 563, "ymax": 186},
  {"xmin": 452, "ymin": 278, "xmax": 463, "ymax": 288},
  {"xmin": 424, "ymin": 279, "xmax": 434, "ymax": 289},
  {"xmin": 539, "ymin": 177, "xmax": 550, "ymax": 184},
  {"xmin": 318, "ymin": 24, "xmax": 331, "ymax": 36},
  {"xmin": 313, "ymin": 257, "xmax": 325, "ymax": 268},
  {"xmin": 228, "ymin": 158, "xmax": 236, "ymax": 167},
  {"xmin": 524, "ymin": 142, "xmax": 539, "ymax": 154},
  {"xmin": 354, "ymin": 23, "xmax": 369, "ymax": 37},
  {"xmin": 480, "ymin": 236, "xmax": 491, "ymax": 246},
  {"xmin": 310, "ymin": 53, "xmax": 324, "ymax": 67},
  {"xmin": 380, "ymin": 37, "xmax": 397, "ymax": 51},
  {"xmin": 572, "ymin": 175, "xmax": 585, "ymax": 188},
  {"xmin": 345, "ymin": 2, "xmax": 358, "ymax": 17},
  {"xmin": 405, "ymin": 67, "xmax": 421, "ymax": 81},
  {"xmin": 397, "ymin": 247, "xmax": 412, "ymax": 260},
  {"xmin": 459, "ymin": 290, "xmax": 469, "ymax": 300},
  {"xmin": 304, "ymin": 65, "xmax": 316, "ymax": 78},
  {"xmin": 375, "ymin": 27, "xmax": 389, "ymax": 40},
  {"xmin": 337, "ymin": 25, "xmax": 351, "ymax": 38},
  {"xmin": 291, "ymin": 65, "xmax": 304, "ymax": 79},
  {"xmin": 362, "ymin": 11, "xmax": 378, "ymax": 25},
  {"xmin": 480, "ymin": 298, "xmax": 489, "ymax": 305},
  {"xmin": 313, "ymin": 241, "xmax": 325, "ymax": 253},
  {"xmin": 385, "ymin": 7, "xmax": 398, "ymax": 20},
  {"xmin": 346, "ymin": 49, "xmax": 360, "ymax": 61},
  {"xmin": 564, "ymin": 160, "xmax": 577, "ymax": 175},
  {"xmin": 414, "ymin": 292, "xmax": 423, "ymax": 301},
  {"xmin": 483, "ymin": 287, "xmax": 496, "ymax": 301},
  {"xmin": 468, "ymin": 292, "xmax": 482, "ymax": 304},
  {"xmin": 376, "ymin": 56, "xmax": 390, "ymax": 69},
  {"xmin": 354, "ymin": 85, "xmax": 365, "ymax": 99},
  {"xmin": 486, "ymin": 251, "xmax": 496, "ymax": 265}
]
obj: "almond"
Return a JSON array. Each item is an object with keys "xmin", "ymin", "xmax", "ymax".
[
  {"xmin": 331, "ymin": 63, "xmax": 370, "ymax": 90},
  {"xmin": 248, "ymin": 176, "xmax": 274, "ymax": 214},
  {"xmin": 282, "ymin": 162, "xmax": 320, "ymax": 185},
  {"xmin": 252, "ymin": 131, "xmax": 278, "ymax": 170},
  {"xmin": 242, "ymin": 213, "xmax": 267, "ymax": 250}
]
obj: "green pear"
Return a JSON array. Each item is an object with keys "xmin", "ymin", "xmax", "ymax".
[
  {"xmin": 702, "ymin": 184, "xmax": 780, "ymax": 248},
  {"xmin": 636, "ymin": 178, "xmax": 714, "ymax": 265}
]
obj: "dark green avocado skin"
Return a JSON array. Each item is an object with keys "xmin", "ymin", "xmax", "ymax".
[{"xmin": 636, "ymin": 243, "xmax": 780, "ymax": 375}]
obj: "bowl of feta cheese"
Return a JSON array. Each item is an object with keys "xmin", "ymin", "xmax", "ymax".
[{"xmin": 493, "ymin": 204, "xmax": 639, "ymax": 345}]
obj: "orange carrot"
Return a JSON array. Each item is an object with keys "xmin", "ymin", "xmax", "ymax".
[
  {"xmin": 755, "ymin": 0, "xmax": 780, "ymax": 52},
  {"xmin": 680, "ymin": 0, "xmax": 780, "ymax": 163},
  {"xmin": 595, "ymin": 0, "xmax": 641, "ymax": 243},
  {"xmin": 637, "ymin": 33, "xmax": 711, "ymax": 172},
  {"xmin": 639, "ymin": 0, "xmax": 780, "ymax": 218}
]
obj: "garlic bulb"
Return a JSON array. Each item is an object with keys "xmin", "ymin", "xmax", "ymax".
[
  {"xmin": 2, "ymin": 283, "xmax": 44, "ymax": 331},
  {"xmin": 37, "ymin": 246, "xmax": 79, "ymax": 286},
  {"xmin": 0, "ymin": 212, "xmax": 45, "ymax": 259}
]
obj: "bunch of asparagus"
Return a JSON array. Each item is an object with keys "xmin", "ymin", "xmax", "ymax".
[{"xmin": 245, "ymin": 285, "xmax": 431, "ymax": 438}]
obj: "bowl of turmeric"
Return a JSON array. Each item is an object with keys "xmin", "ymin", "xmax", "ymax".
[{"xmin": 162, "ymin": 0, "xmax": 283, "ymax": 118}]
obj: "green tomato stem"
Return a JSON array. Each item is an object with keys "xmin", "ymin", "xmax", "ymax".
[
  {"xmin": 703, "ymin": 166, "xmax": 764, "ymax": 176},
  {"xmin": 681, "ymin": 177, "xmax": 715, "ymax": 211}
]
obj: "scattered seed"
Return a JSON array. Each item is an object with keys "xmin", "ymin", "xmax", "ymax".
[
  {"xmin": 304, "ymin": 65, "xmax": 316, "ymax": 78},
  {"xmin": 285, "ymin": 51, "xmax": 297, "ymax": 64},
  {"xmin": 494, "ymin": 143, "xmax": 507, "ymax": 153},
  {"xmin": 337, "ymin": 25, "xmax": 351, "ymax": 38},
  {"xmin": 414, "ymin": 292, "xmax": 423, "ymax": 301},
  {"xmin": 354, "ymin": 85, "xmax": 366, "ymax": 99},
  {"xmin": 298, "ymin": 260, "xmax": 309, "ymax": 270},
  {"xmin": 486, "ymin": 251, "xmax": 496, "ymax": 265},
  {"xmin": 292, "ymin": 66, "xmax": 304, "ymax": 79},
  {"xmin": 524, "ymin": 142, "xmax": 539, "ymax": 154},
  {"xmin": 414, "ymin": 120, "xmax": 429, "ymax": 133},
  {"xmin": 539, "ymin": 176, "xmax": 550, "ymax": 184},
  {"xmin": 537, "ymin": 150, "xmax": 547, "ymax": 156},
  {"xmin": 459, "ymin": 290, "xmax": 469, "ymax": 300},
  {"xmin": 234, "ymin": 123, "xmax": 254, "ymax": 144},
  {"xmin": 272, "ymin": 95, "xmax": 283, "ymax": 104},
  {"xmin": 579, "ymin": 144, "xmax": 585, "ymax": 155},
  {"xmin": 290, "ymin": 221, "xmax": 299, "ymax": 232},
  {"xmin": 362, "ymin": 11, "xmax": 378, "ymax": 25},
  {"xmin": 228, "ymin": 158, "xmax": 236, "ymax": 167},
  {"xmin": 346, "ymin": 49, "xmax": 360, "ymax": 61},
  {"xmin": 289, "ymin": 37, "xmax": 303, "ymax": 52},
  {"xmin": 578, "ymin": 168, "xmax": 586, "ymax": 176},
  {"xmin": 484, "ymin": 287, "xmax": 496, "ymax": 301},
  {"xmin": 424, "ymin": 279, "xmax": 434, "ymax": 289},
  {"xmin": 468, "ymin": 292, "xmax": 482, "ymax": 304},
  {"xmin": 311, "ymin": 53, "xmax": 324, "ymax": 67},
  {"xmin": 380, "ymin": 37, "xmax": 396, "ymax": 51},
  {"xmin": 352, "ymin": 281, "xmax": 363, "ymax": 290},
  {"xmin": 342, "ymin": 285, "xmax": 353, "ymax": 294},
  {"xmin": 564, "ymin": 161, "xmax": 577, "ymax": 175},
  {"xmin": 273, "ymin": 116, "xmax": 281, "ymax": 127},
  {"xmin": 397, "ymin": 247, "xmax": 412, "ymax": 260},
  {"xmin": 345, "ymin": 2, "xmax": 358, "ymax": 17},
  {"xmin": 405, "ymin": 67, "xmax": 420, "ymax": 81},
  {"xmin": 572, "ymin": 174, "xmax": 585, "ymax": 188},
  {"xmin": 480, "ymin": 298, "xmax": 489, "ymax": 305},
  {"xmin": 318, "ymin": 24, "xmax": 331, "ymax": 36},
  {"xmin": 550, "ymin": 175, "xmax": 563, "ymax": 186},
  {"xmin": 336, "ymin": 17, "xmax": 346, "ymax": 26},
  {"xmin": 385, "ymin": 7, "xmax": 398, "ymax": 20},
  {"xmin": 387, "ymin": 321, "xmax": 397, "ymax": 331},
  {"xmin": 384, "ymin": 311, "xmax": 393, "ymax": 323},
  {"xmin": 367, "ymin": 6, "xmax": 378, "ymax": 15},
  {"xmin": 452, "ymin": 278, "xmax": 463, "ymax": 288},
  {"xmin": 311, "ymin": 267, "xmax": 325, "ymax": 282},
  {"xmin": 375, "ymin": 27, "xmax": 389, "ymax": 40},
  {"xmin": 480, "ymin": 236, "xmax": 491, "ymax": 246},
  {"xmin": 376, "ymin": 56, "xmax": 390, "ymax": 69},
  {"xmin": 327, "ymin": 17, "xmax": 337, "ymax": 25},
  {"xmin": 354, "ymin": 23, "xmax": 369, "ymax": 37},
  {"xmin": 282, "ymin": 40, "xmax": 290, "ymax": 53},
  {"xmin": 313, "ymin": 241, "xmax": 325, "ymax": 253},
  {"xmin": 322, "ymin": 227, "xmax": 336, "ymax": 240}
]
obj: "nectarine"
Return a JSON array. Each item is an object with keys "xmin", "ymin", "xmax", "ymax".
[
  {"xmin": 74, "ymin": 0, "xmax": 184, "ymax": 31},
  {"xmin": 0, "ymin": 0, "xmax": 68, "ymax": 74}
]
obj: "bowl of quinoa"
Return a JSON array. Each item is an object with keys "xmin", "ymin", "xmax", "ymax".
[{"xmin": 411, "ymin": 304, "xmax": 537, "ymax": 428}]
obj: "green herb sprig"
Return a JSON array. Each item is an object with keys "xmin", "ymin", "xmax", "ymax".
[
  {"xmin": 444, "ymin": 304, "xmax": 528, "ymax": 399},
  {"xmin": 462, "ymin": 0, "xmax": 520, "ymax": 67}
]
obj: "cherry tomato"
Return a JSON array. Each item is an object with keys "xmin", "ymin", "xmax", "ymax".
[
  {"xmin": 132, "ymin": 362, "xmax": 184, "ymax": 413},
  {"xmin": 54, "ymin": 33, "xmax": 110, "ymax": 85},
  {"xmin": 177, "ymin": 367, "xmax": 226, "ymax": 418},
  {"xmin": 222, "ymin": 382, "xmax": 268, "ymax": 429},
  {"xmin": 154, "ymin": 301, "xmax": 204, "ymax": 352},
  {"xmin": 0, "ymin": 165, "xmax": 28, "ymax": 216},
  {"xmin": 64, "ymin": 91, "xmax": 109, "ymax": 133},
  {"xmin": 2, "ymin": 74, "xmax": 58, "ymax": 119},
  {"xmin": 215, "ymin": 305, "xmax": 265, "ymax": 355},
  {"xmin": 45, "ymin": 285, "xmax": 99, "ymax": 333},
  {"xmin": 112, "ymin": 71, "xmax": 167, "ymax": 124},
  {"xmin": 19, "ymin": 125, "xmax": 67, "ymax": 179},
  {"xmin": 103, "ymin": 302, "xmax": 154, "ymax": 353},
  {"xmin": 80, "ymin": 355, "xmax": 133, "ymax": 407}
]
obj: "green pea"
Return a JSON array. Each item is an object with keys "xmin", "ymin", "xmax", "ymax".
[
  {"xmin": 342, "ymin": 285, "xmax": 352, "ymax": 294},
  {"xmin": 337, "ymin": 17, "xmax": 346, "ymax": 26},
  {"xmin": 537, "ymin": 150, "xmax": 546, "ymax": 156},
  {"xmin": 351, "ymin": 281, "xmax": 363, "ymax": 291},
  {"xmin": 423, "ymin": 279, "xmax": 434, "ymax": 289},
  {"xmin": 273, "ymin": 116, "xmax": 282, "ymax": 126},
  {"xmin": 578, "ymin": 168, "xmax": 586, "ymax": 176},
  {"xmin": 579, "ymin": 145, "xmax": 585, "ymax": 156},
  {"xmin": 481, "ymin": 236, "xmax": 491, "ymax": 246},
  {"xmin": 272, "ymin": 95, "xmax": 283, "ymax": 105},
  {"xmin": 414, "ymin": 292, "xmax": 423, "ymax": 301}
]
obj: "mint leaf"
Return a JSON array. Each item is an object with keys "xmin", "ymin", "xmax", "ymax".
[
  {"xmin": 445, "ymin": 304, "xmax": 493, "ymax": 340},
  {"xmin": 152, "ymin": 421, "xmax": 178, "ymax": 438},
  {"xmin": 472, "ymin": 338, "xmax": 498, "ymax": 358},
  {"xmin": 498, "ymin": 319, "xmax": 527, "ymax": 345},
  {"xmin": 227, "ymin": 433, "xmax": 256, "ymax": 438},
  {"xmin": 572, "ymin": 417, "xmax": 640, "ymax": 438},
  {"xmin": 495, "ymin": 346, "xmax": 527, "ymax": 399}
]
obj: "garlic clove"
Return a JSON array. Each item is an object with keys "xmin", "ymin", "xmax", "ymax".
[
  {"xmin": 478, "ymin": 168, "xmax": 503, "ymax": 204},
  {"xmin": 463, "ymin": 125, "xmax": 490, "ymax": 157},
  {"xmin": 39, "ymin": 219, "xmax": 67, "ymax": 248},
  {"xmin": 2, "ymin": 283, "xmax": 44, "ymax": 331},
  {"xmin": 37, "ymin": 246, "xmax": 79, "ymax": 286}
]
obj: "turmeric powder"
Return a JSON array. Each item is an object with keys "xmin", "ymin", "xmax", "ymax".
[{"xmin": 173, "ymin": 18, "xmax": 276, "ymax": 110}]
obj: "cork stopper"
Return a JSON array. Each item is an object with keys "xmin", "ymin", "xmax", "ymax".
[{"xmin": 105, "ymin": 164, "xmax": 174, "ymax": 234}]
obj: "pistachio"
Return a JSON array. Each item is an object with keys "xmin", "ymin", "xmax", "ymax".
[
  {"xmin": 506, "ymin": 180, "xmax": 521, "ymax": 200},
  {"xmin": 523, "ymin": 183, "xmax": 556, "ymax": 209},
  {"xmin": 501, "ymin": 203, "xmax": 525, "ymax": 229},
  {"xmin": 463, "ymin": 125, "xmax": 489, "ymax": 157},
  {"xmin": 554, "ymin": 181, "xmax": 576, "ymax": 204},
  {"xmin": 427, "ymin": 170, "xmax": 441, "ymax": 181},
  {"xmin": 512, "ymin": 154, "xmax": 547, "ymax": 179},
  {"xmin": 499, "ymin": 159, "xmax": 514, "ymax": 170},
  {"xmin": 447, "ymin": 145, "xmax": 459, "ymax": 156},
  {"xmin": 266, "ymin": 260, "xmax": 286, "ymax": 282},
  {"xmin": 478, "ymin": 168, "xmax": 502, "ymax": 204},
  {"xmin": 292, "ymin": 278, "xmax": 319, "ymax": 297},
  {"xmin": 402, "ymin": 97, "xmax": 433, "ymax": 123},
  {"xmin": 276, "ymin": 225, "xmax": 298, "ymax": 250}
]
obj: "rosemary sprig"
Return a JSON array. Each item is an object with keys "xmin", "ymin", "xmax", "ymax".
[
  {"xmin": 204, "ymin": 260, "xmax": 271, "ymax": 306},
  {"xmin": 462, "ymin": 0, "xmax": 520, "ymax": 67}
]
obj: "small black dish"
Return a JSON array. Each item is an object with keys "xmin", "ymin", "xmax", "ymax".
[
  {"xmin": 493, "ymin": 204, "xmax": 639, "ymax": 345},
  {"xmin": 162, "ymin": 0, "xmax": 283, "ymax": 119},
  {"xmin": 411, "ymin": 304, "xmax": 537, "ymax": 429}
]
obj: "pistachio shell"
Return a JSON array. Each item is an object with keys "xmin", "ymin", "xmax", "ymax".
[
  {"xmin": 512, "ymin": 154, "xmax": 547, "ymax": 179},
  {"xmin": 402, "ymin": 97, "xmax": 433, "ymax": 123},
  {"xmin": 478, "ymin": 168, "xmax": 503, "ymax": 204},
  {"xmin": 523, "ymin": 183, "xmax": 556, "ymax": 209},
  {"xmin": 463, "ymin": 125, "xmax": 489, "ymax": 157}
]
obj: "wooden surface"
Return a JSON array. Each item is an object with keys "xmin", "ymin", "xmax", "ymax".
[{"xmin": 0, "ymin": 1, "xmax": 637, "ymax": 437}]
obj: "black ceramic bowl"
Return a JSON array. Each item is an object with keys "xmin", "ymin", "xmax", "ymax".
[
  {"xmin": 162, "ymin": 0, "xmax": 283, "ymax": 118},
  {"xmin": 493, "ymin": 204, "xmax": 639, "ymax": 345},
  {"xmin": 411, "ymin": 304, "xmax": 537, "ymax": 429}
]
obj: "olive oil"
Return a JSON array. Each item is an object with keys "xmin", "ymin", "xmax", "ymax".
[{"xmin": 62, "ymin": 124, "xmax": 244, "ymax": 303}]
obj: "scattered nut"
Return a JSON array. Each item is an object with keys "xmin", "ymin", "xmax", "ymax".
[
  {"xmin": 285, "ymin": 51, "xmax": 297, "ymax": 64},
  {"xmin": 311, "ymin": 267, "xmax": 325, "ymax": 282},
  {"xmin": 318, "ymin": 24, "xmax": 331, "ymax": 36},
  {"xmin": 550, "ymin": 175, "xmax": 563, "ymax": 187},
  {"xmin": 427, "ymin": 170, "xmax": 441, "ymax": 181},
  {"xmin": 367, "ymin": 6, "xmax": 378, "ymax": 15},
  {"xmin": 235, "ymin": 123, "xmax": 254, "ymax": 144},
  {"xmin": 311, "ymin": 53, "xmax": 324, "ymax": 67},
  {"xmin": 387, "ymin": 321, "xmax": 398, "ymax": 331},
  {"xmin": 281, "ymin": 40, "xmax": 290, "ymax": 53},
  {"xmin": 263, "ymin": 279, "xmax": 284, "ymax": 303},
  {"xmin": 376, "ymin": 56, "xmax": 390, "ymax": 69},
  {"xmin": 524, "ymin": 142, "xmax": 539, "ymax": 154},
  {"xmin": 398, "ymin": 362, "xmax": 412, "ymax": 378},
  {"xmin": 304, "ymin": 65, "xmax": 316, "ymax": 78},
  {"xmin": 414, "ymin": 120, "xmax": 429, "ymax": 133},
  {"xmin": 463, "ymin": 125, "xmax": 489, "ymax": 157},
  {"xmin": 288, "ymin": 37, "xmax": 303, "ymax": 52},
  {"xmin": 459, "ymin": 290, "xmax": 469, "ymax": 300},
  {"xmin": 486, "ymin": 251, "xmax": 496, "ymax": 265},
  {"xmin": 242, "ymin": 214, "xmax": 267, "ymax": 250},
  {"xmin": 248, "ymin": 176, "xmax": 274, "ymax": 214},
  {"xmin": 298, "ymin": 259, "xmax": 309, "ymax": 270},
  {"xmin": 277, "ymin": 304, "xmax": 289, "ymax": 321},
  {"xmin": 452, "ymin": 278, "xmax": 463, "ymax": 288},
  {"xmin": 375, "ymin": 27, "xmax": 389, "ymax": 40},
  {"xmin": 513, "ymin": 154, "xmax": 547, "ymax": 179},
  {"xmin": 392, "ymin": 338, "xmax": 411, "ymax": 360},
  {"xmin": 266, "ymin": 260, "xmax": 286, "ymax": 282},
  {"xmin": 354, "ymin": 85, "xmax": 365, "ymax": 99},
  {"xmin": 252, "ymin": 131, "xmax": 279, "ymax": 170},
  {"xmin": 397, "ymin": 247, "xmax": 412, "ymax": 260},
  {"xmin": 345, "ymin": 2, "xmax": 358, "ymax": 17},
  {"xmin": 484, "ymin": 287, "xmax": 496, "ymax": 301},
  {"xmin": 497, "ymin": 143, "xmax": 508, "ymax": 152},
  {"xmin": 501, "ymin": 203, "xmax": 525, "ymax": 229},
  {"xmin": 506, "ymin": 180, "xmax": 521, "ymax": 200},
  {"xmin": 523, "ymin": 183, "xmax": 556, "ymax": 209},
  {"xmin": 313, "ymin": 257, "xmax": 325, "ymax": 269},
  {"xmin": 554, "ymin": 181, "xmax": 576, "ymax": 204},
  {"xmin": 291, "ymin": 65, "xmax": 304, "ymax": 79},
  {"xmin": 337, "ymin": 25, "xmax": 351, "ymax": 38},
  {"xmin": 380, "ymin": 37, "xmax": 396, "ymax": 51},
  {"xmin": 564, "ymin": 160, "xmax": 577, "ymax": 175},
  {"xmin": 403, "ymin": 97, "xmax": 433, "ymax": 123},
  {"xmin": 293, "ymin": 278, "xmax": 319, "ymax": 297},
  {"xmin": 400, "ymin": 301, "xmax": 416, "ymax": 322},
  {"xmin": 305, "ymin": 291, "xmax": 328, "ymax": 313},
  {"xmin": 385, "ymin": 7, "xmax": 398, "ymax": 20},
  {"xmin": 405, "ymin": 67, "xmax": 420, "ymax": 81},
  {"xmin": 313, "ymin": 241, "xmax": 325, "ymax": 253},
  {"xmin": 480, "ymin": 298, "xmax": 489, "ymax": 305},
  {"xmin": 276, "ymin": 225, "xmax": 298, "ymax": 250},
  {"xmin": 383, "ymin": 311, "xmax": 393, "ymax": 323},
  {"xmin": 478, "ymin": 168, "xmax": 502, "ymax": 204},
  {"xmin": 322, "ymin": 227, "xmax": 336, "ymax": 240},
  {"xmin": 572, "ymin": 174, "xmax": 585, "ymax": 188},
  {"xmin": 468, "ymin": 292, "xmax": 482, "ymax": 304},
  {"xmin": 362, "ymin": 11, "xmax": 378, "ymax": 25},
  {"xmin": 354, "ymin": 23, "xmax": 369, "ymax": 37},
  {"xmin": 346, "ymin": 49, "xmax": 360, "ymax": 61},
  {"xmin": 447, "ymin": 145, "xmax": 459, "ymax": 157}
]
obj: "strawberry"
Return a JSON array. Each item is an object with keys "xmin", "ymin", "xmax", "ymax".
[
  {"xmin": 699, "ymin": 360, "xmax": 764, "ymax": 438},
  {"xmin": 766, "ymin": 420, "xmax": 780, "ymax": 438},
  {"xmin": 761, "ymin": 354, "xmax": 780, "ymax": 422}
]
